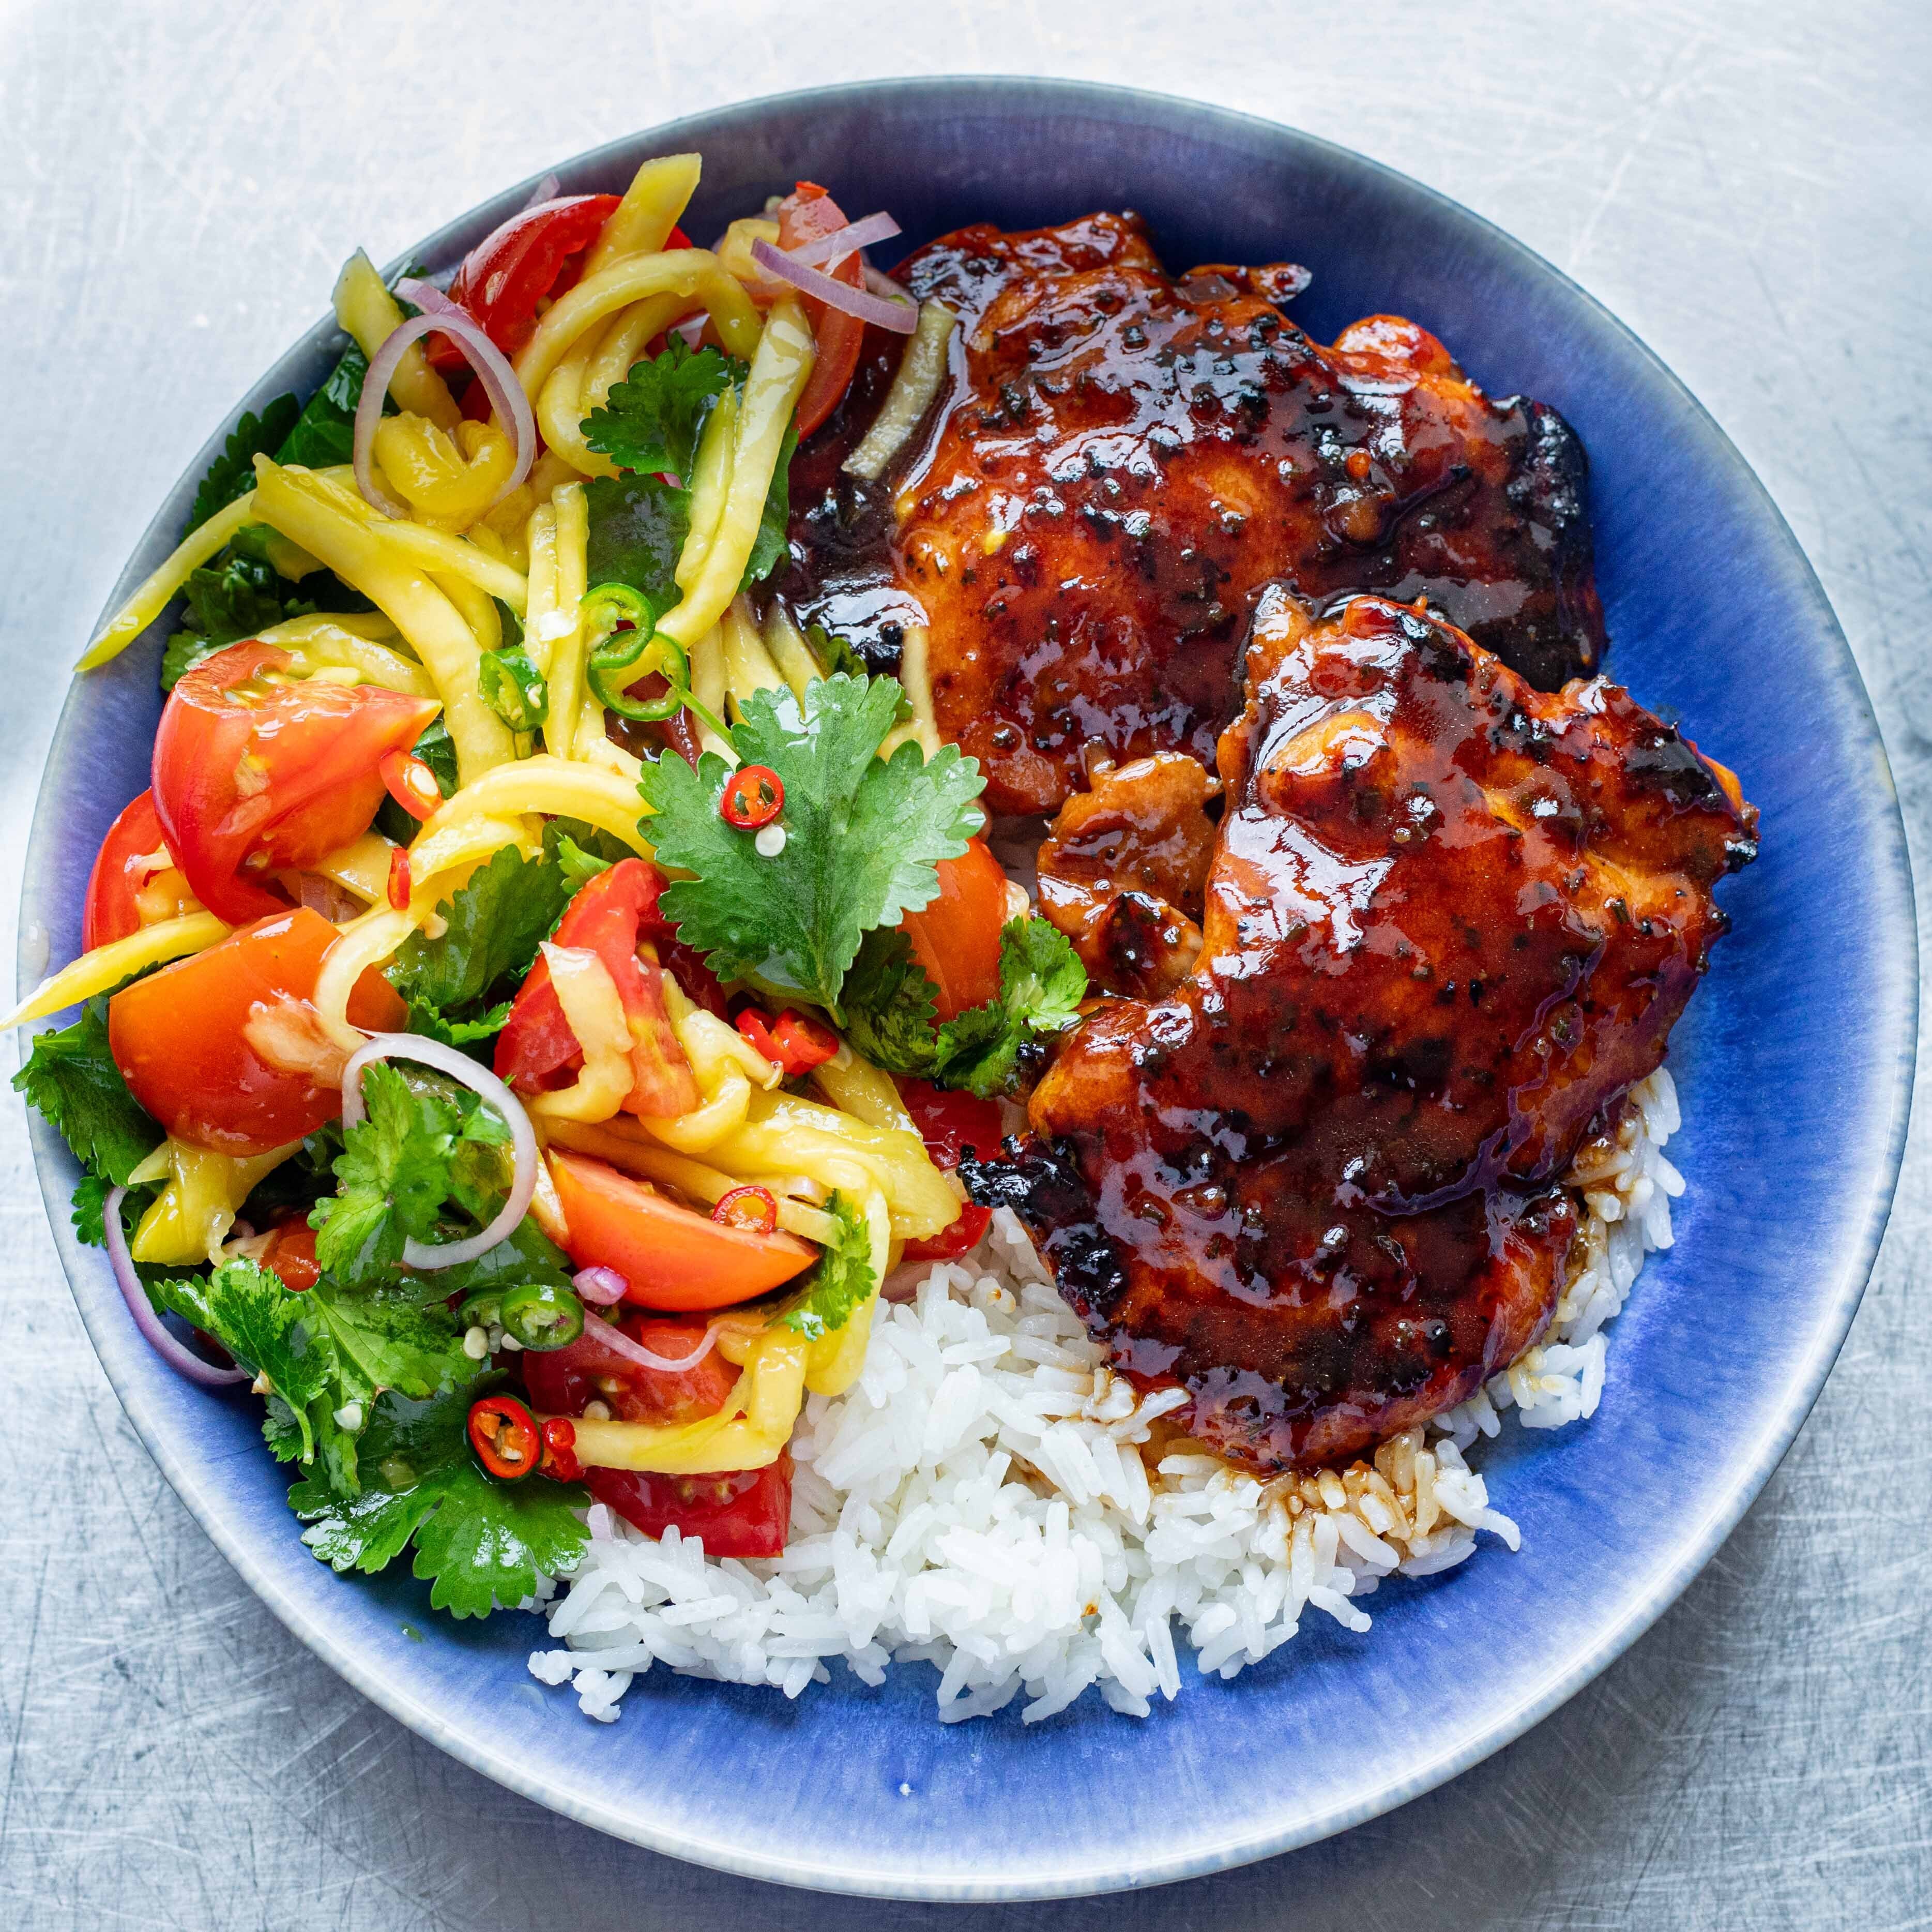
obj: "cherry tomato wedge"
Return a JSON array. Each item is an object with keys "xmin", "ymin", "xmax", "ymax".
[
  {"xmin": 713, "ymin": 1185, "xmax": 779, "ymax": 1236},
  {"xmin": 720, "ymin": 764, "xmax": 783, "ymax": 829},
  {"xmin": 897, "ymin": 837, "xmax": 1008, "ymax": 1021},
  {"xmin": 258, "ymin": 1221, "xmax": 321, "ymax": 1292},
  {"xmin": 585, "ymin": 1455, "xmax": 793, "ymax": 1559},
  {"xmin": 82, "ymin": 789, "xmax": 187, "ymax": 950},
  {"xmin": 430, "ymin": 192, "xmax": 622, "ymax": 367},
  {"xmin": 776, "ymin": 184, "xmax": 868, "ymax": 442},
  {"xmin": 468, "ymin": 1393, "xmax": 541, "ymax": 1480},
  {"xmin": 898, "ymin": 1079, "xmax": 1005, "ymax": 1169},
  {"xmin": 547, "ymin": 1150, "xmax": 816, "ymax": 1311},
  {"xmin": 902, "ymin": 1202, "xmax": 993, "ymax": 1265},
  {"xmin": 895, "ymin": 1079, "xmax": 1003, "ymax": 1261},
  {"xmin": 522, "ymin": 1312, "xmax": 737, "ymax": 1426},
  {"xmin": 153, "ymin": 642, "xmax": 440, "ymax": 924},
  {"xmin": 108, "ymin": 908, "xmax": 406, "ymax": 1154},
  {"xmin": 493, "ymin": 859, "xmax": 699, "ymax": 1117}
]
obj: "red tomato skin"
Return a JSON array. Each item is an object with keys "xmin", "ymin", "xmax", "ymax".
[
  {"xmin": 586, "ymin": 1455, "xmax": 793, "ymax": 1558},
  {"xmin": 107, "ymin": 908, "xmax": 405, "ymax": 1154},
  {"xmin": 547, "ymin": 1151, "xmax": 817, "ymax": 1311},
  {"xmin": 521, "ymin": 1315, "xmax": 737, "ymax": 1426},
  {"xmin": 895, "ymin": 1079, "xmax": 1002, "ymax": 1261},
  {"xmin": 898, "ymin": 838, "xmax": 1008, "ymax": 1021},
  {"xmin": 898, "ymin": 1079, "xmax": 1006, "ymax": 1171},
  {"xmin": 493, "ymin": 859, "xmax": 699, "ymax": 1115},
  {"xmin": 776, "ymin": 185, "xmax": 868, "ymax": 441},
  {"xmin": 432, "ymin": 193, "xmax": 622, "ymax": 364},
  {"xmin": 82, "ymin": 790, "xmax": 175, "ymax": 950},
  {"xmin": 258, "ymin": 1221, "xmax": 321, "ymax": 1292},
  {"xmin": 153, "ymin": 642, "xmax": 439, "ymax": 924},
  {"xmin": 902, "ymin": 1203, "xmax": 993, "ymax": 1265}
]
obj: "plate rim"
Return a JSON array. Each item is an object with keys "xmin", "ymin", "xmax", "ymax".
[{"xmin": 19, "ymin": 73, "xmax": 1919, "ymax": 1900}]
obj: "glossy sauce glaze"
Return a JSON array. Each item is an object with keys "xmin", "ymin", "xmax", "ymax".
[
  {"xmin": 968, "ymin": 591, "xmax": 1757, "ymax": 1470},
  {"xmin": 773, "ymin": 212, "xmax": 1608, "ymax": 816}
]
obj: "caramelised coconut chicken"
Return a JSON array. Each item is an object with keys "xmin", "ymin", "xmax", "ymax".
[
  {"xmin": 780, "ymin": 211, "xmax": 1607, "ymax": 817},
  {"xmin": 967, "ymin": 591, "xmax": 1756, "ymax": 1471},
  {"xmin": 772, "ymin": 207, "xmax": 1754, "ymax": 1473}
]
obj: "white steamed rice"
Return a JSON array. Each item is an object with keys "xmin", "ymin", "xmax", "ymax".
[{"xmin": 527, "ymin": 1068, "xmax": 1683, "ymax": 1723}]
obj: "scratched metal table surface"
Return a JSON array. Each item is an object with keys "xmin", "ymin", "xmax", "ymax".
[{"xmin": 3, "ymin": 0, "xmax": 1928, "ymax": 1924}]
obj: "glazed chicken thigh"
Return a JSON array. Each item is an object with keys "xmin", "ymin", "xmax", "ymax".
[
  {"xmin": 780, "ymin": 212, "xmax": 1608, "ymax": 816},
  {"xmin": 970, "ymin": 591, "xmax": 1757, "ymax": 1470}
]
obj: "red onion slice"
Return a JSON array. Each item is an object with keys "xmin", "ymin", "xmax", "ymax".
[
  {"xmin": 788, "ymin": 211, "xmax": 902, "ymax": 268},
  {"xmin": 750, "ymin": 239, "xmax": 917, "ymax": 333},
  {"xmin": 573, "ymin": 1265, "xmax": 629, "ymax": 1306},
  {"xmin": 103, "ymin": 1186, "xmax": 252, "ymax": 1388},
  {"xmin": 352, "ymin": 282, "xmax": 536, "ymax": 519},
  {"xmin": 521, "ymin": 173, "xmax": 563, "ymax": 211},
  {"xmin": 340, "ymin": 1035, "xmax": 538, "ymax": 1269},
  {"xmin": 581, "ymin": 1309, "xmax": 720, "ymax": 1375}
]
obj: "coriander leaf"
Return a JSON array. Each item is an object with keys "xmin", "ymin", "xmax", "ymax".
[
  {"xmin": 385, "ymin": 842, "xmax": 570, "ymax": 1022},
  {"xmin": 408, "ymin": 1459, "xmax": 589, "ymax": 1618},
  {"xmin": 839, "ymin": 927, "xmax": 940, "ymax": 1075},
  {"xmin": 931, "ymin": 918, "xmax": 1088, "ymax": 1098},
  {"xmin": 188, "ymin": 395, "xmax": 301, "ymax": 533},
  {"xmin": 161, "ymin": 550, "xmax": 314, "ymax": 691},
  {"xmin": 839, "ymin": 917, "xmax": 1088, "ymax": 1097},
  {"xmin": 476, "ymin": 645, "xmax": 549, "ymax": 733},
  {"xmin": 148, "ymin": 1260, "xmax": 334, "ymax": 1462},
  {"xmin": 310, "ymin": 1062, "xmax": 506, "ymax": 1285},
  {"xmin": 582, "ymin": 339, "xmax": 737, "ymax": 478},
  {"xmin": 306, "ymin": 1281, "xmax": 471, "ymax": 1404},
  {"xmin": 276, "ymin": 343, "xmax": 385, "ymax": 469},
  {"xmin": 779, "ymin": 1193, "xmax": 875, "ymax": 1341},
  {"xmin": 292, "ymin": 1469, "xmax": 437, "ymax": 1575},
  {"xmin": 927, "ymin": 1000, "xmax": 1013, "ymax": 1095},
  {"xmin": 160, "ymin": 631, "xmax": 225, "ymax": 692},
  {"xmin": 13, "ymin": 1000, "xmax": 161, "ymax": 1184},
  {"xmin": 71, "ymin": 1173, "xmax": 114, "ymax": 1247},
  {"xmin": 641, "ymin": 673, "xmax": 985, "ymax": 1014},
  {"xmin": 554, "ymin": 833, "xmax": 614, "ymax": 892},
  {"xmin": 292, "ymin": 1377, "xmax": 588, "ymax": 1616},
  {"xmin": 740, "ymin": 422, "xmax": 797, "ymax": 590},
  {"xmin": 584, "ymin": 472, "xmax": 689, "ymax": 621},
  {"xmin": 995, "ymin": 914, "xmax": 1087, "ymax": 1030},
  {"xmin": 543, "ymin": 818, "xmax": 631, "ymax": 873},
  {"xmin": 399, "ymin": 1215, "xmax": 574, "ymax": 1301},
  {"xmin": 401, "ymin": 996, "xmax": 512, "ymax": 1050}
]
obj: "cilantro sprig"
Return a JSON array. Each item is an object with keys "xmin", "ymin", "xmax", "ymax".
[
  {"xmin": 383, "ymin": 841, "xmax": 572, "ymax": 1045},
  {"xmin": 843, "ymin": 916, "xmax": 1088, "ymax": 1098},
  {"xmin": 583, "ymin": 338, "xmax": 734, "ymax": 478},
  {"xmin": 308, "ymin": 1062, "xmax": 511, "ymax": 1287},
  {"xmin": 187, "ymin": 395, "xmax": 301, "ymax": 532},
  {"xmin": 148, "ymin": 1253, "xmax": 587, "ymax": 1613},
  {"xmin": 778, "ymin": 1193, "xmax": 875, "ymax": 1341},
  {"xmin": 580, "ymin": 341, "xmax": 796, "ymax": 622},
  {"xmin": 639, "ymin": 673, "xmax": 986, "ymax": 1017},
  {"xmin": 292, "ymin": 1378, "xmax": 587, "ymax": 1618},
  {"xmin": 12, "ymin": 998, "xmax": 161, "ymax": 1187}
]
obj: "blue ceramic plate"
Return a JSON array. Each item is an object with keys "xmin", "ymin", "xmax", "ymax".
[{"xmin": 21, "ymin": 79, "xmax": 1915, "ymax": 1901}]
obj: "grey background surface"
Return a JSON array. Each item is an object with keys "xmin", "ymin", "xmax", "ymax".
[{"xmin": 3, "ymin": 0, "xmax": 1928, "ymax": 1925}]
